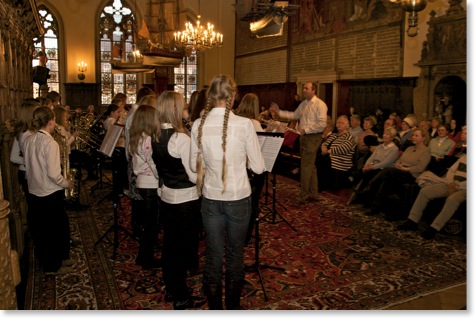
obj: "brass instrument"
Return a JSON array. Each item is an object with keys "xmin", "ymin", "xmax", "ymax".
[
  {"xmin": 70, "ymin": 111, "xmax": 98, "ymax": 152},
  {"xmin": 69, "ymin": 123, "xmax": 103, "ymax": 150},
  {"xmin": 52, "ymin": 125, "xmax": 79, "ymax": 201}
]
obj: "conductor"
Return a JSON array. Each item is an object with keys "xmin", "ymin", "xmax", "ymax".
[{"xmin": 270, "ymin": 82, "xmax": 327, "ymax": 204}]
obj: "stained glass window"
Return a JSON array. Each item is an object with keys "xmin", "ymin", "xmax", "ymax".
[
  {"xmin": 100, "ymin": 0, "xmax": 137, "ymax": 106},
  {"xmin": 33, "ymin": 6, "xmax": 59, "ymax": 97},
  {"xmin": 174, "ymin": 51, "xmax": 198, "ymax": 102}
]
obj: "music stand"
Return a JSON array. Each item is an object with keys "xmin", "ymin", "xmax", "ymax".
[
  {"xmin": 95, "ymin": 201, "xmax": 138, "ymax": 260},
  {"xmin": 245, "ymin": 213, "xmax": 285, "ymax": 301},
  {"xmin": 256, "ymin": 132, "xmax": 297, "ymax": 232},
  {"xmin": 90, "ymin": 152, "xmax": 112, "ymax": 195}
]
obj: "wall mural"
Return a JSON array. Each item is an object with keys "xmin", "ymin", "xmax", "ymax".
[{"xmin": 291, "ymin": 0, "xmax": 403, "ymax": 41}]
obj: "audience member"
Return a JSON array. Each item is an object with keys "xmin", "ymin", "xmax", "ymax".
[
  {"xmin": 398, "ymin": 154, "xmax": 466, "ymax": 239},
  {"xmin": 448, "ymin": 119, "xmax": 462, "ymax": 142},
  {"xmin": 363, "ymin": 129, "xmax": 431, "ymax": 219},
  {"xmin": 349, "ymin": 114, "xmax": 363, "ymax": 139},
  {"xmin": 399, "ymin": 116, "xmax": 416, "ymax": 150},
  {"xmin": 348, "ymin": 127, "xmax": 400, "ymax": 204},
  {"xmin": 318, "ymin": 115, "xmax": 356, "ymax": 190},
  {"xmin": 428, "ymin": 117, "xmax": 441, "ymax": 138}
]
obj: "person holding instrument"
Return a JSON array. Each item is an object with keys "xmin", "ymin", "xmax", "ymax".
[
  {"xmin": 190, "ymin": 75, "xmax": 265, "ymax": 310},
  {"xmin": 24, "ymin": 106, "xmax": 74, "ymax": 275}
]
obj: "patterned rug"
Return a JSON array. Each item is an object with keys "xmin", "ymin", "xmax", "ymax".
[{"xmin": 24, "ymin": 174, "xmax": 467, "ymax": 310}]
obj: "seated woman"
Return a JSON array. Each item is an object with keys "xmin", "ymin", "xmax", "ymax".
[
  {"xmin": 363, "ymin": 128, "xmax": 431, "ymax": 220},
  {"xmin": 348, "ymin": 127, "xmax": 400, "ymax": 204},
  {"xmin": 355, "ymin": 116, "xmax": 377, "ymax": 162},
  {"xmin": 399, "ymin": 116, "xmax": 416, "ymax": 150},
  {"xmin": 448, "ymin": 125, "xmax": 467, "ymax": 158},
  {"xmin": 317, "ymin": 115, "xmax": 356, "ymax": 190},
  {"xmin": 426, "ymin": 123, "xmax": 455, "ymax": 176}
]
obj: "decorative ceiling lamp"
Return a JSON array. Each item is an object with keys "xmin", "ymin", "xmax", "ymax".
[
  {"xmin": 390, "ymin": 0, "xmax": 433, "ymax": 37},
  {"xmin": 173, "ymin": 0, "xmax": 223, "ymax": 54}
]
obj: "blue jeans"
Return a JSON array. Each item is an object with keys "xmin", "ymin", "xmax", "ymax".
[{"xmin": 201, "ymin": 196, "xmax": 251, "ymax": 287}]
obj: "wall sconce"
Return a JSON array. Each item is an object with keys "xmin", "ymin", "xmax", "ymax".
[{"xmin": 78, "ymin": 61, "xmax": 87, "ymax": 80}]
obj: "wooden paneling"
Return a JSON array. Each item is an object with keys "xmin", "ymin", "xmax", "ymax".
[
  {"xmin": 64, "ymin": 83, "xmax": 100, "ymax": 111},
  {"xmin": 237, "ymin": 83, "xmax": 297, "ymax": 111}
]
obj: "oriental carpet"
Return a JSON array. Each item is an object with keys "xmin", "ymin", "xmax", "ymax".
[{"xmin": 24, "ymin": 174, "xmax": 466, "ymax": 310}]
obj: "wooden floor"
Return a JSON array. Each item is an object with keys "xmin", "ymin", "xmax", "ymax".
[{"xmin": 386, "ymin": 284, "xmax": 467, "ymax": 310}]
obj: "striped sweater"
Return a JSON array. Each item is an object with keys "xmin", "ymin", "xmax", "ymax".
[{"xmin": 323, "ymin": 132, "xmax": 356, "ymax": 171}]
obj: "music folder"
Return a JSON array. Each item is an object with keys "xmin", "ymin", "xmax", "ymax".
[
  {"xmin": 99, "ymin": 122, "xmax": 124, "ymax": 157},
  {"xmin": 256, "ymin": 132, "xmax": 284, "ymax": 172}
]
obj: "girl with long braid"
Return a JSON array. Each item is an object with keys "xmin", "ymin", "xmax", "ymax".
[{"xmin": 190, "ymin": 75, "xmax": 266, "ymax": 310}]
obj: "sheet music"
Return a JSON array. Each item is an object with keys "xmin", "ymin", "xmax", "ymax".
[
  {"xmin": 258, "ymin": 135, "xmax": 284, "ymax": 172},
  {"xmin": 99, "ymin": 124, "xmax": 124, "ymax": 157}
]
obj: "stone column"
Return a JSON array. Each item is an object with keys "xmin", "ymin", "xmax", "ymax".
[{"xmin": 0, "ymin": 167, "xmax": 19, "ymax": 310}]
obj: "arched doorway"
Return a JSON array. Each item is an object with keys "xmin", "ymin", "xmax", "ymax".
[{"xmin": 433, "ymin": 76, "xmax": 466, "ymax": 126}]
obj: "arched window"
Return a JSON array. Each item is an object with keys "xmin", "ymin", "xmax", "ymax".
[
  {"xmin": 33, "ymin": 5, "xmax": 60, "ymax": 97},
  {"xmin": 99, "ymin": 0, "xmax": 137, "ymax": 105},
  {"xmin": 174, "ymin": 51, "xmax": 198, "ymax": 102}
]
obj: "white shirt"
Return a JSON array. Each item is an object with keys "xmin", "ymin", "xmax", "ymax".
[
  {"xmin": 10, "ymin": 130, "xmax": 34, "ymax": 171},
  {"xmin": 24, "ymin": 129, "xmax": 69, "ymax": 197},
  {"xmin": 190, "ymin": 108, "xmax": 266, "ymax": 201},
  {"xmin": 132, "ymin": 134, "xmax": 159, "ymax": 189},
  {"xmin": 159, "ymin": 127, "xmax": 199, "ymax": 204},
  {"xmin": 278, "ymin": 95, "xmax": 328, "ymax": 134}
]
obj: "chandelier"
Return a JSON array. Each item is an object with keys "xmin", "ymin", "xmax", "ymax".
[
  {"xmin": 389, "ymin": 0, "xmax": 436, "ymax": 37},
  {"xmin": 174, "ymin": 0, "xmax": 223, "ymax": 53}
]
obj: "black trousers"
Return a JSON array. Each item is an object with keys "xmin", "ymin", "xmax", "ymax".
[
  {"xmin": 161, "ymin": 198, "xmax": 201, "ymax": 301},
  {"xmin": 29, "ymin": 190, "xmax": 70, "ymax": 272},
  {"xmin": 136, "ymin": 188, "xmax": 160, "ymax": 264}
]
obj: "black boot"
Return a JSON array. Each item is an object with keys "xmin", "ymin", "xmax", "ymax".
[
  {"xmin": 204, "ymin": 284, "xmax": 223, "ymax": 310},
  {"xmin": 225, "ymin": 279, "xmax": 243, "ymax": 310}
]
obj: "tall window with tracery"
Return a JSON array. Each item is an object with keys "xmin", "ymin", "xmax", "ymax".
[
  {"xmin": 174, "ymin": 51, "xmax": 198, "ymax": 102},
  {"xmin": 99, "ymin": 0, "xmax": 137, "ymax": 106},
  {"xmin": 33, "ymin": 5, "xmax": 60, "ymax": 97}
]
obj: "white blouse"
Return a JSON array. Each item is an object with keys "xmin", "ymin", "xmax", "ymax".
[{"xmin": 190, "ymin": 108, "xmax": 266, "ymax": 201}]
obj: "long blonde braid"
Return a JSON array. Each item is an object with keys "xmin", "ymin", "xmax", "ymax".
[
  {"xmin": 221, "ymin": 95, "xmax": 232, "ymax": 193},
  {"xmin": 195, "ymin": 75, "xmax": 236, "ymax": 195},
  {"xmin": 196, "ymin": 96, "xmax": 213, "ymax": 195}
]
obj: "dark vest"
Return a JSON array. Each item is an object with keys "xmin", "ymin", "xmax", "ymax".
[{"xmin": 152, "ymin": 128, "xmax": 194, "ymax": 189}]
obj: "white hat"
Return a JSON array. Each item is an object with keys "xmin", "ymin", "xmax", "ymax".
[{"xmin": 403, "ymin": 117, "xmax": 415, "ymax": 128}]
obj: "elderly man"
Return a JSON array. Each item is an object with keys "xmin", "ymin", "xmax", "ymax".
[{"xmin": 270, "ymin": 82, "xmax": 327, "ymax": 204}]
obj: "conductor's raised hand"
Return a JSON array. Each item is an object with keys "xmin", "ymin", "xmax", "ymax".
[{"xmin": 270, "ymin": 102, "xmax": 280, "ymax": 113}]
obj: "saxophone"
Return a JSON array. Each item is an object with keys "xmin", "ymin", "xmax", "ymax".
[{"xmin": 52, "ymin": 125, "xmax": 78, "ymax": 201}]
